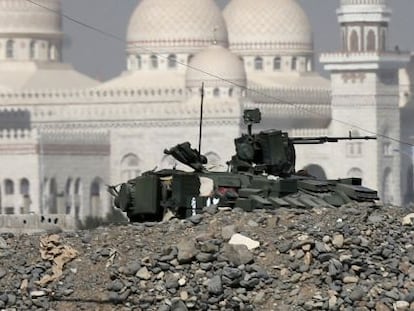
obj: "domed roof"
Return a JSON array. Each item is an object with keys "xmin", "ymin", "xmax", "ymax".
[
  {"xmin": 127, "ymin": 0, "xmax": 228, "ymax": 54},
  {"xmin": 0, "ymin": 0, "xmax": 62, "ymax": 36},
  {"xmin": 186, "ymin": 45, "xmax": 246, "ymax": 88},
  {"xmin": 223, "ymin": 0, "xmax": 313, "ymax": 55}
]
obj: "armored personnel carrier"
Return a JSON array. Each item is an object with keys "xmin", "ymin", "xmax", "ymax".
[{"xmin": 109, "ymin": 109, "xmax": 378, "ymax": 222}]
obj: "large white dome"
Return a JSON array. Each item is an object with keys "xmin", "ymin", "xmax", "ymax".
[
  {"xmin": 127, "ymin": 0, "xmax": 228, "ymax": 54},
  {"xmin": 223, "ymin": 0, "xmax": 313, "ymax": 55},
  {"xmin": 0, "ymin": 0, "xmax": 62, "ymax": 36},
  {"xmin": 186, "ymin": 45, "xmax": 246, "ymax": 88}
]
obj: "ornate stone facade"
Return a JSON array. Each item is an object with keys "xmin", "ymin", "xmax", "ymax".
[{"xmin": 0, "ymin": 0, "xmax": 412, "ymax": 230}]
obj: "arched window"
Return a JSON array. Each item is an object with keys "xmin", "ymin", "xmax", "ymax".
[
  {"xmin": 49, "ymin": 44, "xmax": 57, "ymax": 61},
  {"xmin": 366, "ymin": 30, "xmax": 376, "ymax": 52},
  {"xmin": 121, "ymin": 153, "xmax": 141, "ymax": 180},
  {"xmin": 228, "ymin": 88, "xmax": 233, "ymax": 97},
  {"xmin": 5, "ymin": 179, "xmax": 14, "ymax": 195},
  {"xmin": 90, "ymin": 177, "xmax": 104, "ymax": 217},
  {"xmin": 6, "ymin": 40, "xmax": 14, "ymax": 59},
  {"xmin": 254, "ymin": 57, "xmax": 263, "ymax": 70},
  {"xmin": 20, "ymin": 178, "xmax": 30, "ymax": 195},
  {"xmin": 205, "ymin": 152, "xmax": 221, "ymax": 168},
  {"xmin": 168, "ymin": 54, "xmax": 177, "ymax": 69},
  {"xmin": 342, "ymin": 29, "xmax": 347, "ymax": 51},
  {"xmin": 273, "ymin": 57, "xmax": 281, "ymax": 70},
  {"xmin": 350, "ymin": 30, "xmax": 359, "ymax": 52},
  {"xmin": 347, "ymin": 167, "xmax": 363, "ymax": 179},
  {"xmin": 160, "ymin": 155, "xmax": 178, "ymax": 170},
  {"xmin": 213, "ymin": 88, "xmax": 220, "ymax": 97},
  {"xmin": 91, "ymin": 179, "xmax": 100, "ymax": 196},
  {"xmin": 150, "ymin": 55, "xmax": 158, "ymax": 69},
  {"xmin": 303, "ymin": 165, "xmax": 327, "ymax": 179},
  {"xmin": 30, "ymin": 40, "xmax": 36, "ymax": 59},
  {"xmin": 381, "ymin": 29, "xmax": 387, "ymax": 51},
  {"xmin": 136, "ymin": 55, "xmax": 141, "ymax": 69},
  {"xmin": 383, "ymin": 141, "xmax": 393, "ymax": 156},
  {"xmin": 188, "ymin": 54, "xmax": 194, "ymax": 63},
  {"xmin": 48, "ymin": 178, "xmax": 58, "ymax": 214},
  {"xmin": 306, "ymin": 59, "xmax": 312, "ymax": 71},
  {"xmin": 74, "ymin": 178, "xmax": 82, "ymax": 218},
  {"xmin": 65, "ymin": 178, "xmax": 73, "ymax": 215},
  {"xmin": 291, "ymin": 57, "xmax": 297, "ymax": 71}
]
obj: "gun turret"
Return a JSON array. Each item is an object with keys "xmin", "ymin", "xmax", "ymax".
[{"xmin": 229, "ymin": 110, "xmax": 377, "ymax": 177}]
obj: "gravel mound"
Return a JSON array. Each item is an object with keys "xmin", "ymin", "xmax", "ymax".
[{"xmin": 1, "ymin": 203, "xmax": 414, "ymax": 311}]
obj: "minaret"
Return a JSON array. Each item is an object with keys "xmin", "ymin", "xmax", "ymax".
[{"xmin": 320, "ymin": 0, "xmax": 409, "ymax": 205}]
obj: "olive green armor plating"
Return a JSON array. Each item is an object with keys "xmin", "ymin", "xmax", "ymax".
[{"xmin": 108, "ymin": 109, "xmax": 378, "ymax": 222}]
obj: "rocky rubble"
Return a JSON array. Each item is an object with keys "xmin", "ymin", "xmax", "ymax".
[{"xmin": 0, "ymin": 203, "xmax": 414, "ymax": 310}]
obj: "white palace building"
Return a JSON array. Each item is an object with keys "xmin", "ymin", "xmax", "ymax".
[{"xmin": 0, "ymin": 0, "xmax": 413, "ymax": 230}]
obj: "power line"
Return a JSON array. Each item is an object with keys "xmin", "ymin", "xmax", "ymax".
[{"xmin": 24, "ymin": 0, "xmax": 414, "ymax": 147}]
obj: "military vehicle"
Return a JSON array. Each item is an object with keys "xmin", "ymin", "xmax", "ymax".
[{"xmin": 108, "ymin": 109, "xmax": 378, "ymax": 222}]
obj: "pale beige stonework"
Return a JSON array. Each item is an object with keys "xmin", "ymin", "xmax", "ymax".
[{"xmin": 0, "ymin": 0, "xmax": 413, "ymax": 231}]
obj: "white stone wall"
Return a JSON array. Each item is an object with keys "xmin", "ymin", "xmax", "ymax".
[
  {"xmin": 326, "ymin": 70, "xmax": 402, "ymax": 204},
  {"xmin": 110, "ymin": 106, "xmax": 242, "ymax": 184},
  {"xmin": 41, "ymin": 152, "xmax": 110, "ymax": 220}
]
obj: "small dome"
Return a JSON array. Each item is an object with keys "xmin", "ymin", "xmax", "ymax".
[
  {"xmin": 186, "ymin": 45, "xmax": 246, "ymax": 88},
  {"xmin": 223, "ymin": 0, "xmax": 313, "ymax": 55},
  {"xmin": 127, "ymin": 0, "xmax": 228, "ymax": 54},
  {"xmin": 0, "ymin": 0, "xmax": 62, "ymax": 36}
]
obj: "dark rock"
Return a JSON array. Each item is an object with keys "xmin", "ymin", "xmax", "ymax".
[
  {"xmin": 403, "ymin": 290, "xmax": 414, "ymax": 303},
  {"xmin": 0, "ymin": 268, "xmax": 6, "ymax": 279},
  {"xmin": 204, "ymin": 204, "xmax": 218, "ymax": 215},
  {"xmin": 328, "ymin": 259, "xmax": 343, "ymax": 276},
  {"xmin": 120, "ymin": 260, "xmax": 141, "ymax": 276},
  {"xmin": 318, "ymin": 253, "xmax": 336, "ymax": 263},
  {"xmin": 107, "ymin": 291, "xmax": 122, "ymax": 304},
  {"xmin": 240, "ymin": 278, "xmax": 260, "ymax": 289},
  {"xmin": 171, "ymin": 299, "xmax": 188, "ymax": 311},
  {"xmin": 177, "ymin": 240, "xmax": 198, "ymax": 264},
  {"xmin": 222, "ymin": 244, "xmax": 254, "ymax": 266},
  {"xmin": 277, "ymin": 241, "xmax": 292, "ymax": 253},
  {"xmin": 107, "ymin": 279, "xmax": 124, "ymax": 292},
  {"xmin": 32, "ymin": 297, "xmax": 50, "ymax": 309},
  {"xmin": 384, "ymin": 289, "xmax": 401, "ymax": 300},
  {"xmin": 0, "ymin": 294, "xmax": 8, "ymax": 303},
  {"xmin": 166, "ymin": 274, "xmax": 180, "ymax": 289},
  {"xmin": 7, "ymin": 294, "xmax": 16, "ymax": 306},
  {"xmin": 158, "ymin": 304, "xmax": 171, "ymax": 311},
  {"xmin": 196, "ymin": 252, "xmax": 215, "ymax": 263},
  {"xmin": 189, "ymin": 214, "xmax": 203, "ymax": 225},
  {"xmin": 200, "ymin": 241, "xmax": 219, "ymax": 254},
  {"xmin": 349, "ymin": 287, "xmax": 366, "ymax": 301},
  {"xmin": 208, "ymin": 276, "xmax": 223, "ymax": 295},
  {"xmin": 81, "ymin": 233, "xmax": 92, "ymax": 244},
  {"xmin": 223, "ymin": 267, "xmax": 243, "ymax": 280}
]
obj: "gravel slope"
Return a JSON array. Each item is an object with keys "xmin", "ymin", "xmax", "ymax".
[{"xmin": 0, "ymin": 203, "xmax": 414, "ymax": 311}]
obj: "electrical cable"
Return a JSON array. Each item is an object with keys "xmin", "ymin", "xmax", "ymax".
[{"xmin": 24, "ymin": 0, "xmax": 414, "ymax": 147}]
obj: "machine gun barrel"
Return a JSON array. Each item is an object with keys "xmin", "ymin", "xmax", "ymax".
[{"xmin": 290, "ymin": 134, "xmax": 376, "ymax": 145}]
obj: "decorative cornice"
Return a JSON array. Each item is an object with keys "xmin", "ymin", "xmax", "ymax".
[
  {"xmin": 230, "ymin": 41, "xmax": 313, "ymax": 55},
  {"xmin": 0, "ymin": 87, "xmax": 186, "ymax": 104}
]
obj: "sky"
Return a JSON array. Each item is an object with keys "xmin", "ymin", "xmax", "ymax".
[{"xmin": 60, "ymin": 0, "xmax": 414, "ymax": 81}]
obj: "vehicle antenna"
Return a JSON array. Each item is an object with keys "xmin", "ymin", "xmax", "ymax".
[{"xmin": 198, "ymin": 82, "xmax": 205, "ymax": 157}]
